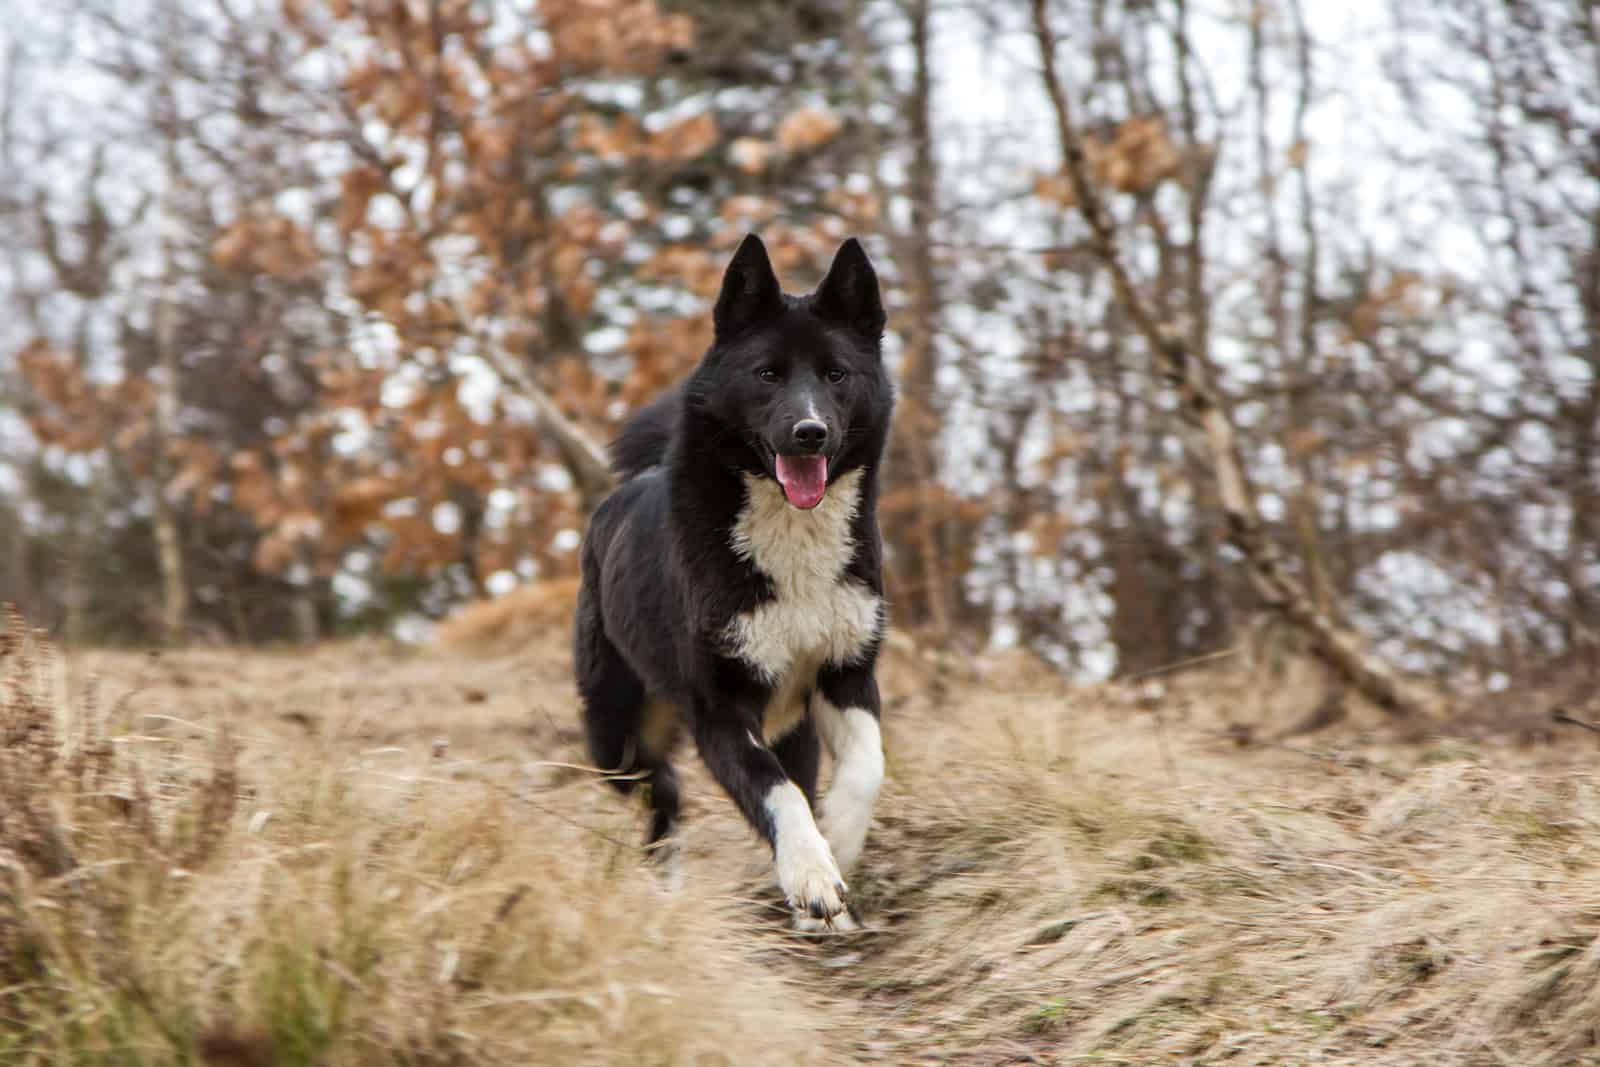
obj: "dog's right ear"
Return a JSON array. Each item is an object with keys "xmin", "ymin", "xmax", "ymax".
[{"xmin": 713, "ymin": 234, "xmax": 784, "ymax": 340}]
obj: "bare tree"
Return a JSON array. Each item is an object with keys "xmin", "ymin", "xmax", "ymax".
[
  {"xmin": 1030, "ymin": 0, "xmax": 1439, "ymax": 716},
  {"xmin": 150, "ymin": 6, "xmax": 189, "ymax": 644}
]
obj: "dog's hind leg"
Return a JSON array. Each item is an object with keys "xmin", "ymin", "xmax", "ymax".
[
  {"xmin": 575, "ymin": 599, "xmax": 682, "ymax": 850},
  {"xmin": 578, "ymin": 668, "xmax": 683, "ymax": 850},
  {"xmin": 635, "ymin": 700, "xmax": 683, "ymax": 849}
]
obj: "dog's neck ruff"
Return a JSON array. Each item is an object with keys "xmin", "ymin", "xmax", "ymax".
[
  {"xmin": 730, "ymin": 469, "xmax": 863, "ymax": 591},
  {"xmin": 723, "ymin": 468, "xmax": 881, "ymax": 687}
]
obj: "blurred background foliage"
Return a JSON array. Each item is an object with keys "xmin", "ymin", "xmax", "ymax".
[{"xmin": 0, "ymin": 0, "xmax": 1594, "ymax": 693}]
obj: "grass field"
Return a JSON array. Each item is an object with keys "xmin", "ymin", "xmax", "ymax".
[{"xmin": 3, "ymin": 603, "xmax": 1599, "ymax": 1065}]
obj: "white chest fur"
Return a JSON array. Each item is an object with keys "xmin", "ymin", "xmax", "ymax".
[{"xmin": 723, "ymin": 470, "xmax": 883, "ymax": 739}]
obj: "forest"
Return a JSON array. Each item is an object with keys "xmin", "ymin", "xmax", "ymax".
[{"xmin": 1, "ymin": 0, "xmax": 1593, "ymax": 704}]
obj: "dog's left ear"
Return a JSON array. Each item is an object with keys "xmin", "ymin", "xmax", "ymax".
[{"xmin": 811, "ymin": 238, "xmax": 885, "ymax": 342}]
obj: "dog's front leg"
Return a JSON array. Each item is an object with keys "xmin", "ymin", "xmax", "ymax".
[
  {"xmin": 691, "ymin": 699, "xmax": 850, "ymax": 925},
  {"xmin": 814, "ymin": 665, "xmax": 885, "ymax": 872}
]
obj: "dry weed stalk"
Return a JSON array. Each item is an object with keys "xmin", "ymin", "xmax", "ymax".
[
  {"xmin": 0, "ymin": 606, "xmax": 76, "ymax": 879},
  {"xmin": 1, "ymin": 605, "xmax": 243, "ymax": 1056}
]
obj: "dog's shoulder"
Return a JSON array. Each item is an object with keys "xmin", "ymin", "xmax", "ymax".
[{"xmin": 588, "ymin": 465, "xmax": 663, "ymax": 535}]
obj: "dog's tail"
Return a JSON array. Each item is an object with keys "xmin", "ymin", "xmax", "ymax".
[{"xmin": 609, "ymin": 387, "xmax": 682, "ymax": 480}]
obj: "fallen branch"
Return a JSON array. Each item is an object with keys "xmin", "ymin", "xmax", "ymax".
[
  {"xmin": 1030, "ymin": 0, "xmax": 1442, "ymax": 720},
  {"xmin": 1551, "ymin": 708, "xmax": 1600, "ymax": 735},
  {"xmin": 1216, "ymin": 727, "xmax": 1408, "ymax": 782},
  {"xmin": 1121, "ymin": 647, "xmax": 1241, "ymax": 682}
]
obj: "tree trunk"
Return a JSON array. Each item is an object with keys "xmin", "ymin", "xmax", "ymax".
[
  {"xmin": 151, "ymin": 20, "xmax": 188, "ymax": 646},
  {"xmin": 899, "ymin": 0, "xmax": 954, "ymax": 639},
  {"xmin": 852, "ymin": 0, "xmax": 954, "ymax": 637},
  {"xmin": 152, "ymin": 271, "xmax": 188, "ymax": 645},
  {"xmin": 152, "ymin": 493, "xmax": 187, "ymax": 643},
  {"xmin": 290, "ymin": 591, "xmax": 320, "ymax": 645}
]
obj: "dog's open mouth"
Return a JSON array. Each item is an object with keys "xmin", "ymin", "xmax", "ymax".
[{"xmin": 775, "ymin": 454, "xmax": 828, "ymax": 510}]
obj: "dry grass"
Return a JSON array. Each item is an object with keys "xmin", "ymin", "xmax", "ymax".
[
  {"xmin": 0, "ymin": 611, "xmax": 826, "ymax": 1066},
  {"xmin": 4, "ymin": 601, "xmax": 1599, "ymax": 1065},
  {"xmin": 433, "ymin": 578, "xmax": 581, "ymax": 657}
]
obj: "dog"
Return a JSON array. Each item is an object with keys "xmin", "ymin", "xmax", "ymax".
[{"xmin": 575, "ymin": 234, "xmax": 893, "ymax": 929}]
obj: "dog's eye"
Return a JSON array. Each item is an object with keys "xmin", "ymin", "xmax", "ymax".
[
  {"xmin": 757, "ymin": 368, "xmax": 780, "ymax": 383},
  {"xmin": 826, "ymin": 368, "xmax": 849, "ymax": 384}
]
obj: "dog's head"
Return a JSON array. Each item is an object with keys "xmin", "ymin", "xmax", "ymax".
[{"xmin": 686, "ymin": 234, "xmax": 892, "ymax": 510}]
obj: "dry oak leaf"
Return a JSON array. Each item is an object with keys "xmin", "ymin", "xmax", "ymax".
[
  {"xmin": 719, "ymin": 195, "xmax": 779, "ymax": 225},
  {"xmin": 338, "ymin": 166, "xmax": 386, "ymax": 235},
  {"xmin": 1098, "ymin": 116, "xmax": 1182, "ymax": 194},
  {"xmin": 333, "ymin": 476, "xmax": 399, "ymax": 533},
  {"xmin": 574, "ymin": 112, "xmax": 643, "ymax": 161},
  {"xmin": 1032, "ymin": 171, "xmax": 1076, "ymax": 207},
  {"xmin": 777, "ymin": 107, "xmax": 842, "ymax": 152},
  {"xmin": 649, "ymin": 112, "xmax": 719, "ymax": 163},
  {"xmin": 729, "ymin": 137, "xmax": 774, "ymax": 175}
]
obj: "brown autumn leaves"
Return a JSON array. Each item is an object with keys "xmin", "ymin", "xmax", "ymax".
[{"xmin": 15, "ymin": 0, "xmax": 887, "ymax": 598}]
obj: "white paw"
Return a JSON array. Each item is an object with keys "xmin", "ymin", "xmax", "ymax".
[
  {"xmin": 779, "ymin": 846, "xmax": 848, "ymax": 920},
  {"xmin": 765, "ymin": 782, "xmax": 850, "ymax": 921},
  {"xmin": 649, "ymin": 842, "xmax": 685, "ymax": 894},
  {"xmin": 793, "ymin": 906, "xmax": 859, "ymax": 934}
]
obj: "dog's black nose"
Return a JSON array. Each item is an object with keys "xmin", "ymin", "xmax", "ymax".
[{"xmin": 791, "ymin": 419, "xmax": 828, "ymax": 452}]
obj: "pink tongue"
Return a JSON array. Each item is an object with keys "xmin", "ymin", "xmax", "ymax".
[{"xmin": 775, "ymin": 454, "xmax": 828, "ymax": 509}]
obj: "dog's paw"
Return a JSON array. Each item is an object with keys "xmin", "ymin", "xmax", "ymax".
[
  {"xmin": 784, "ymin": 864, "xmax": 849, "ymax": 921},
  {"xmin": 766, "ymin": 781, "xmax": 851, "ymax": 925},
  {"xmin": 775, "ymin": 834, "xmax": 849, "ymax": 921},
  {"xmin": 792, "ymin": 905, "xmax": 860, "ymax": 934},
  {"xmin": 648, "ymin": 841, "xmax": 685, "ymax": 894}
]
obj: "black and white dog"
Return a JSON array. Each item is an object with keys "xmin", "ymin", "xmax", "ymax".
[{"xmin": 575, "ymin": 234, "xmax": 892, "ymax": 929}]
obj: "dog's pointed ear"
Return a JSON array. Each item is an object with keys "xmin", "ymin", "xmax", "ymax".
[
  {"xmin": 811, "ymin": 238, "xmax": 885, "ymax": 342},
  {"xmin": 713, "ymin": 234, "xmax": 784, "ymax": 339}
]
